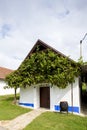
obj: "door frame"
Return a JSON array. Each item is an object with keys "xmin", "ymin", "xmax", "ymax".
[{"xmin": 40, "ymin": 87, "xmax": 50, "ymax": 109}]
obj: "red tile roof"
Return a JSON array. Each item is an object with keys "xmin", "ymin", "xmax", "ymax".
[{"xmin": 0, "ymin": 67, "xmax": 13, "ymax": 79}]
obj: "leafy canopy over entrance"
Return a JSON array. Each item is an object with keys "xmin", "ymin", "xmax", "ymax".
[{"xmin": 6, "ymin": 49, "xmax": 80, "ymax": 89}]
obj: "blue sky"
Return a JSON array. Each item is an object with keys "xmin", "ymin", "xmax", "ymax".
[{"xmin": 0, "ymin": 0, "xmax": 87, "ymax": 70}]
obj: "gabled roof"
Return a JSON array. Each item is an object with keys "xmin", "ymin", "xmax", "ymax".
[
  {"xmin": 26, "ymin": 39, "xmax": 74, "ymax": 62},
  {"xmin": 0, "ymin": 67, "xmax": 13, "ymax": 80}
]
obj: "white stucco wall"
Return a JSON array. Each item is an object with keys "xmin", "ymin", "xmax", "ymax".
[
  {"xmin": 20, "ymin": 78, "xmax": 80, "ymax": 113},
  {"xmin": 0, "ymin": 79, "xmax": 20, "ymax": 95},
  {"xmin": 50, "ymin": 84, "xmax": 71, "ymax": 110},
  {"xmin": 33, "ymin": 87, "xmax": 40, "ymax": 108},
  {"xmin": 20, "ymin": 86, "xmax": 35, "ymax": 108},
  {"xmin": 73, "ymin": 78, "xmax": 80, "ymax": 108},
  {"xmin": 50, "ymin": 78, "xmax": 80, "ymax": 113}
]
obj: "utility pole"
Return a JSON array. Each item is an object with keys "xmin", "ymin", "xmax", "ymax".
[{"xmin": 80, "ymin": 33, "xmax": 87, "ymax": 58}]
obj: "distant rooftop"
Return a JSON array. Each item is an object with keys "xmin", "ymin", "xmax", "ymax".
[{"xmin": 0, "ymin": 67, "xmax": 13, "ymax": 80}]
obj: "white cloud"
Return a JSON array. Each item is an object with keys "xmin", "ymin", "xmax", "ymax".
[{"xmin": 0, "ymin": 0, "xmax": 87, "ymax": 69}]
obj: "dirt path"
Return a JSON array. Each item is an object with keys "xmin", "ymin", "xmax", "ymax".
[
  {"xmin": 0, "ymin": 109, "xmax": 47, "ymax": 130},
  {"xmin": 0, "ymin": 126, "xmax": 7, "ymax": 130}
]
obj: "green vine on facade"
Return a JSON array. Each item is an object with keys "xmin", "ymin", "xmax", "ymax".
[{"xmin": 5, "ymin": 49, "xmax": 81, "ymax": 90}]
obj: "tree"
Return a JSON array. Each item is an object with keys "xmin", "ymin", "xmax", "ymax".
[{"xmin": 5, "ymin": 70, "xmax": 21, "ymax": 103}]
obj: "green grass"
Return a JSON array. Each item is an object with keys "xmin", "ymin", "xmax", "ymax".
[
  {"xmin": 24, "ymin": 112, "xmax": 87, "ymax": 130},
  {"xmin": 0, "ymin": 94, "xmax": 31, "ymax": 120}
]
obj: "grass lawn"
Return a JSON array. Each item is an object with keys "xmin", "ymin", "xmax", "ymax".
[
  {"xmin": 24, "ymin": 112, "xmax": 87, "ymax": 130},
  {"xmin": 0, "ymin": 94, "xmax": 31, "ymax": 120}
]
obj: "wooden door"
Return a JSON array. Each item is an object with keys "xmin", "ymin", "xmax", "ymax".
[{"xmin": 40, "ymin": 87, "xmax": 50, "ymax": 108}]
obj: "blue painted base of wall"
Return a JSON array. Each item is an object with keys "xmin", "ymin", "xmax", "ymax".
[
  {"xmin": 19, "ymin": 103, "xmax": 79, "ymax": 113},
  {"xmin": 19, "ymin": 103, "xmax": 34, "ymax": 108},
  {"xmin": 54, "ymin": 105, "xmax": 79, "ymax": 113}
]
